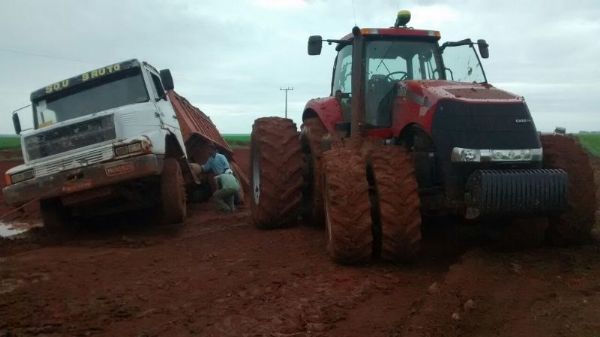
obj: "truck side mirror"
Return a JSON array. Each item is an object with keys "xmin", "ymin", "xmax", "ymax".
[
  {"xmin": 308, "ymin": 35, "xmax": 323, "ymax": 55},
  {"xmin": 12, "ymin": 113, "xmax": 21, "ymax": 135},
  {"xmin": 477, "ymin": 39, "xmax": 489, "ymax": 59},
  {"xmin": 160, "ymin": 69, "xmax": 175, "ymax": 90}
]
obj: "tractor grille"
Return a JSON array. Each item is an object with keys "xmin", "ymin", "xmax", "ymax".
[
  {"xmin": 25, "ymin": 115, "xmax": 116, "ymax": 161},
  {"xmin": 431, "ymin": 100, "xmax": 542, "ymax": 201}
]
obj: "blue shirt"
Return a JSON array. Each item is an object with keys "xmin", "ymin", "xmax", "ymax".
[{"xmin": 201, "ymin": 153, "xmax": 230, "ymax": 175}]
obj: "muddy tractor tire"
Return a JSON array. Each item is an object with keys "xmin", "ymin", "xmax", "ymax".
[
  {"xmin": 161, "ymin": 158, "xmax": 187, "ymax": 225},
  {"xmin": 40, "ymin": 198, "xmax": 72, "ymax": 230},
  {"xmin": 250, "ymin": 117, "xmax": 303, "ymax": 229},
  {"xmin": 542, "ymin": 134, "xmax": 596, "ymax": 245},
  {"xmin": 300, "ymin": 117, "xmax": 328, "ymax": 226},
  {"xmin": 369, "ymin": 146, "xmax": 422, "ymax": 261},
  {"xmin": 322, "ymin": 145, "xmax": 373, "ymax": 264}
]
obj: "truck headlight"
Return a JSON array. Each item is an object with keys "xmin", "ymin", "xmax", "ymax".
[
  {"xmin": 113, "ymin": 138, "xmax": 152, "ymax": 158},
  {"xmin": 9, "ymin": 169, "xmax": 35, "ymax": 184}
]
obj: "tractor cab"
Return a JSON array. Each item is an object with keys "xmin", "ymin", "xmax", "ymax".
[{"xmin": 308, "ymin": 10, "xmax": 490, "ymax": 133}]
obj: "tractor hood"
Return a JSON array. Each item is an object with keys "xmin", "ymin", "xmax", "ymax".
[{"xmin": 401, "ymin": 80, "xmax": 524, "ymax": 105}]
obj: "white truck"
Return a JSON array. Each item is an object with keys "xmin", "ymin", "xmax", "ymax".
[{"xmin": 3, "ymin": 59, "xmax": 219, "ymax": 227}]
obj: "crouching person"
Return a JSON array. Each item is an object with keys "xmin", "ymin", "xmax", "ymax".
[{"xmin": 211, "ymin": 169, "xmax": 240, "ymax": 213}]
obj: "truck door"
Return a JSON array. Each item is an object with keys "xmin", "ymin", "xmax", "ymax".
[{"xmin": 146, "ymin": 67, "xmax": 186, "ymax": 156}]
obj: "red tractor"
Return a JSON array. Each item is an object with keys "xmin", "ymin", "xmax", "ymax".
[{"xmin": 250, "ymin": 11, "xmax": 596, "ymax": 263}]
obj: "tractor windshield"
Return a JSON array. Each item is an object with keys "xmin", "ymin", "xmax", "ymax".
[
  {"xmin": 364, "ymin": 39, "xmax": 442, "ymax": 127},
  {"xmin": 441, "ymin": 43, "xmax": 487, "ymax": 83}
]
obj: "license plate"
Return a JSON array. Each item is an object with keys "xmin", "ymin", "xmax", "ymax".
[
  {"xmin": 62, "ymin": 179, "xmax": 93, "ymax": 193},
  {"xmin": 105, "ymin": 162, "xmax": 135, "ymax": 177}
]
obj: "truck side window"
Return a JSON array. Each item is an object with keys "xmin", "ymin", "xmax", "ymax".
[{"xmin": 151, "ymin": 73, "xmax": 166, "ymax": 100}]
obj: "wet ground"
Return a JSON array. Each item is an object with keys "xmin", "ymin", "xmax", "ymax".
[{"xmin": 0, "ymin": 149, "xmax": 599, "ymax": 337}]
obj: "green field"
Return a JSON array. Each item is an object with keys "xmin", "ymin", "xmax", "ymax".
[
  {"xmin": 223, "ymin": 134, "xmax": 251, "ymax": 147},
  {"xmin": 0, "ymin": 135, "xmax": 20, "ymax": 149},
  {"xmin": 1, "ymin": 132, "xmax": 597, "ymax": 155},
  {"xmin": 577, "ymin": 133, "xmax": 600, "ymax": 157}
]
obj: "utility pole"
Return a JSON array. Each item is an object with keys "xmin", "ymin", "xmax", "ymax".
[{"xmin": 280, "ymin": 87, "xmax": 293, "ymax": 118}]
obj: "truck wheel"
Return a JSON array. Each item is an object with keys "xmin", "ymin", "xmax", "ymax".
[
  {"xmin": 40, "ymin": 198, "xmax": 72, "ymax": 230},
  {"xmin": 542, "ymin": 135, "xmax": 596, "ymax": 245},
  {"xmin": 369, "ymin": 146, "xmax": 422, "ymax": 261},
  {"xmin": 161, "ymin": 158, "xmax": 187, "ymax": 224},
  {"xmin": 300, "ymin": 118, "xmax": 328, "ymax": 226},
  {"xmin": 250, "ymin": 117, "xmax": 303, "ymax": 229},
  {"xmin": 322, "ymin": 145, "xmax": 372, "ymax": 264}
]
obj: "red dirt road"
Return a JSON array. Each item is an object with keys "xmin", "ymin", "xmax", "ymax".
[{"xmin": 0, "ymin": 149, "xmax": 599, "ymax": 336}]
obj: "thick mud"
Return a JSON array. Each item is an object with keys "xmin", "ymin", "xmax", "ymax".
[{"xmin": 0, "ymin": 148, "xmax": 599, "ymax": 336}]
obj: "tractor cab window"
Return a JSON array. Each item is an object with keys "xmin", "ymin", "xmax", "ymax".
[
  {"xmin": 332, "ymin": 45, "xmax": 353, "ymax": 122},
  {"xmin": 365, "ymin": 39, "xmax": 442, "ymax": 127},
  {"xmin": 441, "ymin": 44, "xmax": 486, "ymax": 83}
]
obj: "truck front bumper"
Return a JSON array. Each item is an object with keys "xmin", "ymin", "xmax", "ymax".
[{"xmin": 2, "ymin": 154, "xmax": 164, "ymax": 206}]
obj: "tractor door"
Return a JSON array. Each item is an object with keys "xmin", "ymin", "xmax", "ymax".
[
  {"xmin": 331, "ymin": 45, "xmax": 353, "ymax": 123},
  {"xmin": 364, "ymin": 39, "xmax": 442, "ymax": 128}
]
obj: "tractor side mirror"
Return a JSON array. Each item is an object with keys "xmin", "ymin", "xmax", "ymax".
[
  {"xmin": 477, "ymin": 39, "xmax": 489, "ymax": 59},
  {"xmin": 308, "ymin": 35, "xmax": 323, "ymax": 55},
  {"xmin": 160, "ymin": 69, "xmax": 174, "ymax": 90},
  {"xmin": 12, "ymin": 113, "xmax": 21, "ymax": 135}
]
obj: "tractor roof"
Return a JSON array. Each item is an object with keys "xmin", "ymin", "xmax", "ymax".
[{"xmin": 341, "ymin": 27, "xmax": 441, "ymax": 42}]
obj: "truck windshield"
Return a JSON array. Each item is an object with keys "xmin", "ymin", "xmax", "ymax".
[
  {"xmin": 34, "ymin": 69, "xmax": 149, "ymax": 128},
  {"xmin": 364, "ymin": 39, "xmax": 442, "ymax": 127}
]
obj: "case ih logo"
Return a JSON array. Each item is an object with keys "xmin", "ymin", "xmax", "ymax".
[{"xmin": 515, "ymin": 119, "xmax": 531, "ymax": 124}]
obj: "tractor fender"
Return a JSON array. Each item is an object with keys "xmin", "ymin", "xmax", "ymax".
[{"xmin": 303, "ymin": 97, "xmax": 343, "ymax": 134}]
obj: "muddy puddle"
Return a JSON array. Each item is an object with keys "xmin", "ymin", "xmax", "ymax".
[{"xmin": 0, "ymin": 221, "xmax": 36, "ymax": 238}]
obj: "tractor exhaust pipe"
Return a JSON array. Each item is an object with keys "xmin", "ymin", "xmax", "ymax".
[{"xmin": 350, "ymin": 26, "xmax": 366, "ymax": 141}]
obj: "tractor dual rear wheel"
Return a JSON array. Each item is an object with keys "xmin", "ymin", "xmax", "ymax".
[
  {"xmin": 300, "ymin": 117, "xmax": 328, "ymax": 226},
  {"xmin": 322, "ymin": 144, "xmax": 373, "ymax": 264},
  {"xmin": 368, "ymin": 145, "xmax": 422, "ymax": 261},
  {"xmin": 542, "ymin": 135, "xmax": 596, "ymax": 245},
  {"xmin": 250, "ymin": 117, "xmax": 304, "ymax": 229}
]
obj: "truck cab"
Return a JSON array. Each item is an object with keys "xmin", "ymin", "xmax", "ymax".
[{"xmin": 3, "ymin": 59, "xmax": 192, "ymax": 225}]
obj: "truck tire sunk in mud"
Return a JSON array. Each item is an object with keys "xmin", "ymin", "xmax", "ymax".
[
  {"xmin": 369, "ymin": 146, "xmax": 422, "ymax": 261},
  {"xmin": 300, "ymin": 118, "xmax": 328, "ymax": 226},
  {"xmin": 40, "ymin": 198, "xmax": 72, "ymax": 230},
  {"xmin": 322, "ymin": 145, "xmax": 373, "ymax": 264},
  {"xmin": 161, "ymin": 158, "xmax": 187, "ymax": 224},
  {"xmin": 542, "ymin": 134, "xmax": 596, "ymax": 245},
  {"xmin": 250, "ymin": 117, "xmax": 303, "ymax": 229}
]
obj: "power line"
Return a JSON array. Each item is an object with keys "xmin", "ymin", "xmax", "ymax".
[{"xmin": 280, "ymin": 87, "xmax": 293, "ymax": 119}]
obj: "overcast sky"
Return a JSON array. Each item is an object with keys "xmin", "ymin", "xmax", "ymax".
[{"xmin": 1, "ymin": 0, "xmax": 599, "ymax": 135}]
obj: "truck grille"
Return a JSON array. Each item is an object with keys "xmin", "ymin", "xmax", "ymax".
[
  {"xmin": 34, "ymin": 145, "xmax": 115, "ymax": 177},
  {"xmin": 25, "ymin": 115, "xmax": 116, "ymax": 161}
]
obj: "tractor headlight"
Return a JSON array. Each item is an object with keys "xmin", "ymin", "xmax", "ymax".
[
  {"xmin": 9, "ymin": 169, "xmax": 35, "ymax": 184},
  {"xmin": 451, "ymin": 148, "xmax": 480, "ymax": 162},
  {"xmin": 451, "ymin": 147, "xmax": 542, "ymax": 162}
]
